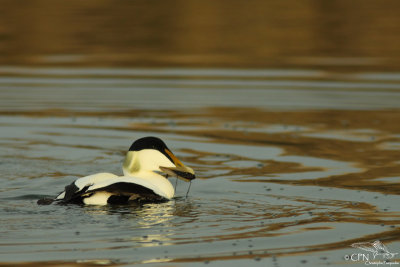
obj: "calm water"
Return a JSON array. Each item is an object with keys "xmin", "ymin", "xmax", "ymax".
[
  {"xmin": 2, "ymin": 1, "xmax": 400, "ymax": 266},
  {"xmin": 0, "ymin": 67, "xmax": 400, "ymax": 267}
]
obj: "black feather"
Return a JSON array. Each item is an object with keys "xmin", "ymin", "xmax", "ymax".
[
  {"xmin": 59, "ymin": 181, "xmax": 167, "ymax": 204},
  {"xmin": 128, "ymin": 136, "xmax": 174, "ymax": 163},
  {"xmin": 60, "ymin": 182, "xmax": 92, "ymax": 204}
]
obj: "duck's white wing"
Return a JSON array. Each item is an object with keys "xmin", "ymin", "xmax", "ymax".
[{"xmin": 56, "ymin": 172, "xmax": 118, "ymax": 200}]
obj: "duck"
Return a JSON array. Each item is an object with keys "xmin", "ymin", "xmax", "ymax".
[{"xmin": 43, "ymin": 136, "xmax": 195, "ymax": 205}]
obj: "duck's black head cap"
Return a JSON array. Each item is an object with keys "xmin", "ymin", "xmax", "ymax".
[{"xmin": 129, "ymin": 136, "xmax": 170, "ymax": 152}]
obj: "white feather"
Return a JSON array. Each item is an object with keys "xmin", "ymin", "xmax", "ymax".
[
  {"xmin": 56, "ymin": 147, "xmax": 180, "ymax": 204},
  {"xmin": 83, "ymin": 192, "xmax": 113, "ymax": 205},
  {"xmin": 56, "ymin": 191, "xmax": 65, "ymax": 199},
  {"xmin": 123, "ymin": 149, "xmax": 176, "ymax": 176},
  {"xmin": 56, "ymin": 173, "xmax": 118, "ymax": 200},
  {"xmin": 87, "ymin": 172, "xmax": 174, "ymax": 199},
  {"xmin": 56, "ymin": 171, "xmax": 174, "ymax": 203},
  {"xmin": 74, "ymin": 172, "xmax": 118, "ymax": 190}
]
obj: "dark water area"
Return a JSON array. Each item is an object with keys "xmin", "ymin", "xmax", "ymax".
[
  {"xmin": 1, "ymin": 1, "xmax": 400, "ymax": 267},
  {"xmin": 1, "ymin": 0, "xmax": 400, "ymax": 70}
]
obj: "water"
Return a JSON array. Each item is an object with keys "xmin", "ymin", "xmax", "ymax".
[
  {"xmin": 2, "ymin": 0, "xmax": 400, "ymax": 266},
  {"xmin": 1, "ymin": 67, "xmax": 400, "ymax": 267}
]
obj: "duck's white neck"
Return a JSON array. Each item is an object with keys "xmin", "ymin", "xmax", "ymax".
[
  {"xmin": 122, "ymin": 150, "xmax": 175, "ymax": 177},
  {"xmin": 122, "ymin": 150, "xmax": 175, "ymax": 199}
]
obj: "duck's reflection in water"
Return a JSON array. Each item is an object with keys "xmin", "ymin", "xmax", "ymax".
[{"xmin": 78, "ymin": 198, "xmax": 198, "ymax": 262}]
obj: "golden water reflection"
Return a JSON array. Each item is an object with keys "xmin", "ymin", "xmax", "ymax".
[{"xmin": 1, "ymin": 1, "xmax": 400, "ymax": 70}]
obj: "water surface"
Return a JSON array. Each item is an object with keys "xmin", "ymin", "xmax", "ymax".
[{"xmin": 1, "ymin": 67, "xmax": 400, "ymax": 266}]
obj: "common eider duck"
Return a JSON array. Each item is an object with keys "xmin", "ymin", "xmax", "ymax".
[{"xmin": 43, "ymin": 137, "xmax": 195, "ymax": 205}]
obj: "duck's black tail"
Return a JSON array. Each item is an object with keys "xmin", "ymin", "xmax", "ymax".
[{"xmin": 37, "ymin": 197, "xmax": 55, "ymax": 205}]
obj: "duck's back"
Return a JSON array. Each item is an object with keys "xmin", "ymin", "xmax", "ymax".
[{"xmin": 56, "ymin": 172, "xmax": 174, "ymax": 205}]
